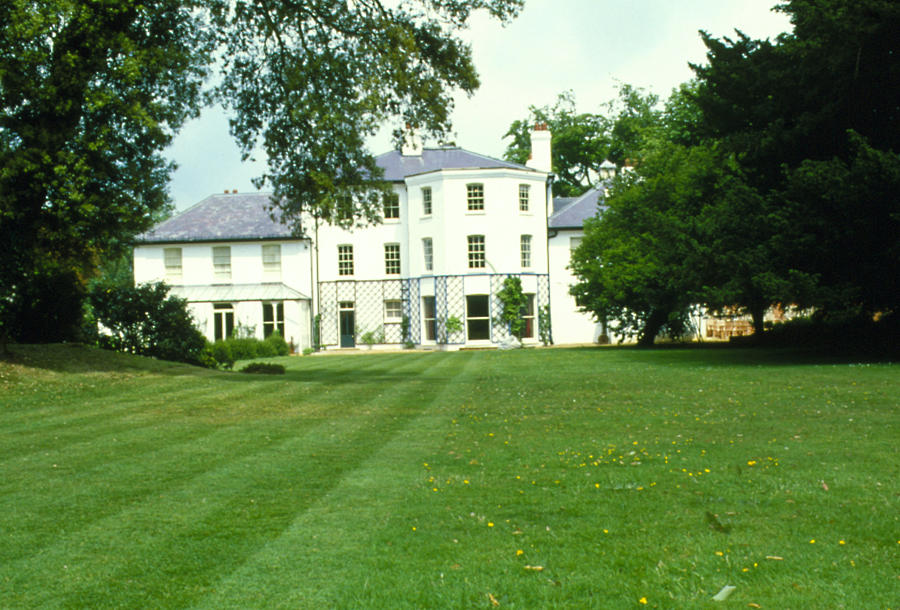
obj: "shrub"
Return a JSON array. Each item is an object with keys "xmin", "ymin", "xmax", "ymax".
[
  {"xmin": 89, "ymin": 281, "xmax": 210, "ymax": 367},
  {"xmin": 239, "ymin": 362, "xmax": 286, "ymax": 375},
  {"xmin": 264, "ymin": 331, "xmax": 290, "ymax": 356},
  {"xmin": 209, "ymin": 341, "xmax": 235, "ymax": 370}
]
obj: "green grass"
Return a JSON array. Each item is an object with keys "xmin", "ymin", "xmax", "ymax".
[{"xmin": 1, "ymin": 344, "xmax": 897, "ymax": 608}]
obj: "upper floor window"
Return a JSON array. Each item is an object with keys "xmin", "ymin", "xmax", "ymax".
[
  {"xmin": 569, "ymin": 236, "xmax": 583, "ymax": 256},
  {"xmin": 467, "ymin": 183, "xmax": 484, "ymax": 211},
  {"xmin": 383, "ymin": 191, "xmax": 400, "ymax": 219},
  {"xmin": 262, "ymin": 244, "xmax": 281, "ymax": 279},
  {"xmin": 163, "ymin": 247, "xmax": 182, "ymax": 279},
  {"xmin": 422, "ymin": 237, "xmax": 433, "ymax": 272},
  {"xmin": 467, "ymin": 235, "xmax": 485, "ymax": 269},
  {"xmin": 338, "ymin": 244, "xmax": 354, "ymax": 276},
  {"xmin": 212, "ymin": 246, "xmax": 231, "ymax": 281},
  {"xmin": 384, "ymin": 243, "xmax": 401, "ymax": 275},
  {"xmin": 521, "ymin": 234, "xmax": 532, "ymax": 268},
  {"xmin": 422, "ymin": 187, "xmax": 432, "ymax": 216},
  {"xmin": 262, "ymin": 302, "xmax": 285, "ymax": 338},
  {"xmin": 519, "ymin": 184, "xmax": 530, "ymax": 212}
]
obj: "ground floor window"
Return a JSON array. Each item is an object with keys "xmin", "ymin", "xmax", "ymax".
[
  {"xmin": 213, "ymin": 303, "xmax": 234, "ymax": 341},
  {"xmin": 263, "ymin": 302, "xmax": 285, "ymax": 337},
  {"xmin": 466, "ymin": 294, "xmax": 490, "ymax": 340},
  {"xmin": 522, "ymin": 293, "xmax": 535, "ymax": 339},
  {"xmin": 384, "ymin": 299, "xmax": 402, "ymax": 321},
  {"xmin": 423, "ymin": 296, "xmax": 436, "ymax": 341}
]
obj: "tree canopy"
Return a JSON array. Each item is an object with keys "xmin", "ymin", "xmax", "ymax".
[
  {"xmin": 568, "ymin": 0, "xmax": 899, "ymax": 344},
  {"xmin": 0, "ymin": 0, "xmax": 522, "ymax": 350}
]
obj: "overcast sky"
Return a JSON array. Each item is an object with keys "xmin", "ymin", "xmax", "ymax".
[{"xmin": 164, "ymin": 0, "xmax": 792, "ymax": 210}]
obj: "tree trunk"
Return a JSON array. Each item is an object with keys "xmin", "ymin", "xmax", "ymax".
[
  {"xmin": 638, "ymin": 309, "xmax": 668, "ymax": 347},
  {"xmin": 750, "ymin": 304, "xmax": 766, "ymax": 335}
]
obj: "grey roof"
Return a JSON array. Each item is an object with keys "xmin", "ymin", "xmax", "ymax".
[
  {"xmin": 138, "ymin": 193, "xmax": 299, "ymax": 243},
  {"xmin": 549, "ymin": 185, "xmax": 608, "ymax": 229},
  {"xmin": 552, "ymin": 197, "xmax": 577, "ymax": 214},
  {"xmin": 376, "ymin": 147, "xmax": 534, "ymax": 181},
  {"xmin": 169, "ymin": 283, "xmax": 310, "ymax": 302}
]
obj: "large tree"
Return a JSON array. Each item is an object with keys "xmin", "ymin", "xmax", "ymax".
[
  {"xmin": 690, "ymin": 0, "xmax": 900, "ymax": 318},
  {"xmin": 0, "ymin": 0, "xmax": 522, "ymax": 351}
]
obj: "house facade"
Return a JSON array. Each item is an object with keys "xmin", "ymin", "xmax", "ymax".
[{"xmin": 135, "ymin": 125, "xmax": 609, "ymax": 350}]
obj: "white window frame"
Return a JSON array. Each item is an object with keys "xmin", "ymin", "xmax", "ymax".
[
  {"xmin": 422, "ymin": 237, "xmax": 433, "ymax": 272},
  {"xmin": 422, "ymin": 187, "xmax": 432, "ymax": 216},
  {"xmin": 519, "ymin": 184, "xmax": 530, "ymax": 212},
  {"xmin": 521, "ymin": 234, "xmax": 532, "ymax": 268},
  {"xmin": 467, "ymin": 235, "xmax": 485, "ymax": 269},
  {"xmin": 262, "ymin": 302, "xmax": 285, "ymax": 338},
  {"xmin": 262, "ymin": 244, "xmax": 281, "ymax": 279},
  {"xmin": 422, "ymin": 296, "xmax": 436, "ymax": 341},
  {"xmin": 466, "ymin": 294, "xmax": 491, "ymax": 340},
  {"xmin": 212, "ymin": 246, "xmax": 231, "ymax": 281},
  {"xmin": 384, "ymin": 243, "xmax": 401, "ymax": 275},
  {"xmin": 467, "ymin": 183, "xmax": 484, "ymax": 211},
  {"xmin": 384, "ymin": 299, "xmax": 403, "ymax": 321},
  {"xmin": 383, "ymin": 192, "xmax": 400, "ymax": 219},
  {"xmin": 338, "ymin": 244, "xmax": 354, "ymax": 276},
  {"xmin": 163, "ymin": 247, "xmax": 182, "ymax": 280}
]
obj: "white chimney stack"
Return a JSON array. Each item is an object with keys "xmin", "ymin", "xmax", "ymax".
[
  {"xmin": 401, "ymin": 124, "xmax": 423, "ymax": 156},
  {"xmin": 529, "ymin": 123, "xmax": 552, "ymax": 173}
]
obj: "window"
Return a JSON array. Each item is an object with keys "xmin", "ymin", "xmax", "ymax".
[
  {"xmin": 467, "ymin": 183, "xmax": 484, "ymax": 211},
  {"xmin": 467, "ymin": 235, "xmax": 485, "ymax": 269},
  {"xmin": 263, "ymin": 302, "xmax": 285, "ymax": 338},
  {"xmin": 519, "ymin": 184, "xmax": 530, "ymax": 212},
  {"xmin": 338, "ymin": 245, "xmax": 354, "ymax": 276},
  {"xmin": 384, "ymin": 243, "xmax": 401, "ymax": 275},
  {"xmin": 422, "ymin": 237, "xmax": 433, "ymax": 272},
  {"xmin": 522, "ymin": 294, "xmax": 535, "ymax": 339},
  {"xmin": 383, "ymin": 191, "xmax": 400, "ymax": 219},
  {"xmin": 384, "ymin": 299, "xmax": 402, "ymax": 321},
  {"xmin": 212, "ymin": 246, "xmax": 231, "ymax": 281},
  {"xmin": 569, "ymin": 236, "xmax": 583, "ymax": 253},
  {"xmin": 423, "ymin": 296, "xmax": 437, "ymax": 341},
  {"xmin": 466, "ymin": 295, "xmax": 490, "ymax": 340},
  {"xmin": 213, "ymin": 303, "xmax": 234, "ymax": 341},
  {"xmin": 163, "ymin": 247, "xmax": 182, "ymax": 280},
  {"xmin": 521, "ymin": 234, "xmax": 532, "ymax": 268},
  {"xmin": 262, "ymin": 244, "xmax": 281, "ymax": 279},
  {"xmin": 422, "ymin": 187, "xmax": 432, "ymax": 216}
]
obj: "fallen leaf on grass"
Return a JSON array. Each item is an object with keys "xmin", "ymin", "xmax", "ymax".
[
  {"xmin": 712, "ymin": 585, "xmax": 736, "ymax": 601},
  {"xmin": 821, "ymin": 480, "xmax": 829, "ymax": 491},
  {"xmin": 765, "ymin": 555, "xmax": 784, "ymax": 561},
  {"xmin": 524, "ymin": 565, "xmax": 544, "ymax": 571},
  {"xmin": 488, "ymin": 592, "xmax": 500, "ymax": 606},
  {"xmin": 748, "ymin": 604, "xmax": 761, "ymax": 608}
]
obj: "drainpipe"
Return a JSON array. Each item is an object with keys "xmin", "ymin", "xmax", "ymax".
[{"xmin": 544, "ymin": 173, "xmax": 555, "ymax": 345}]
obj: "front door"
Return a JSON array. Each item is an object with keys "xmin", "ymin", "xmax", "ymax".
[{"xmin": 339, "ymin": 302, "xmax": 355, "ymax": 347}]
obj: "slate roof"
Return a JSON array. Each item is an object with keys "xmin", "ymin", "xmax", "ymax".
[
  {"xmin": 375, "ymin": 147, "xmax": 534, "ymax": 181},
  {"xmin": 169, "ymin": 283, "xmax": 309, "ymax": 302},
  {"xmin": 549, "ymin": 185, "xmax": 608, "ymax": 229},
  {"xmin": 137, "ymin": 193, "xmax": 297, "ymax": 243}
]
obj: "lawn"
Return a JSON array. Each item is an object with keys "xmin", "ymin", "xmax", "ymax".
[{"xmin": 1, "ymin": 344, "xmax": 896, "ymax": 608}]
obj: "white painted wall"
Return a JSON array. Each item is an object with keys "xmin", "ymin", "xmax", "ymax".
[{"xmin": 548, "ymin": 229, "xmax": 607, "ymax": 345}]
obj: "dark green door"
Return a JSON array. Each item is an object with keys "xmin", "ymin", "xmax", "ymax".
[{"xmin": 339, "ymin": 309, "xmax": 355, "ymax": 347}]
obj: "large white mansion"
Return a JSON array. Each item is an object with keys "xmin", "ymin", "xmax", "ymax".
[{"xmin": 133, "ymin": 126, "xmax": 608, "ymax": 350}]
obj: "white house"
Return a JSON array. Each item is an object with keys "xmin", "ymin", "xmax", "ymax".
[{"xmin": 135, "ymin": 125, "xmax": 611, "ymax": 350}]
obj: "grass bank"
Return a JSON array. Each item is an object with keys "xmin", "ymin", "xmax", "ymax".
[{"xmin": 1, "ymin": 344, "xmax": 896, "ymax": 608}]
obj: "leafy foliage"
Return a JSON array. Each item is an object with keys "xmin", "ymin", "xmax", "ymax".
[
  {"xmin": 495, "ymin": 276, "xmax": 528, "ymax": 339},
  {"xmin": 503, "ymin": 86, "xmax": 660, "ymax": 196},
  {"xmin": 88, "ymin": 281, "xmax": 211, "ymax": 367},
  {"xmin": 239, "ymin": 362, "xmax": 286, "ymax": 375}
]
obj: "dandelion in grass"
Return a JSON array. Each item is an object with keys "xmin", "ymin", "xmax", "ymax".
[{"xmin": 639, "ymin": 597, "xmax": 648, "ymax": 605}]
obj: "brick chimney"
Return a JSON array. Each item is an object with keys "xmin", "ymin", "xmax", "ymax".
[{"xmin": 529, "ymin": 123, "xmax": 552, "ymax": 173}]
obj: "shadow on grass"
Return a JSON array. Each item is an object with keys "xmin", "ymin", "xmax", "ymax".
[{"xmin": 559, "ymin": 342, "xmax": 896, "ymax": 367}]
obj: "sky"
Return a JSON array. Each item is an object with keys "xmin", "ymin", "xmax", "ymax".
[{"xmin": 164, "ymin": 0, "xmax": 793, "ymax": 210}]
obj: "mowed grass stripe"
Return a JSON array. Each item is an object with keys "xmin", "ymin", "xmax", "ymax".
[
  {"xmin": 0, "ymin": 351, "xmax": 466, "ymax": 608},
  {"xmin": 190, "ymin": 351, "xmax": 487, "ymax": 609}
]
